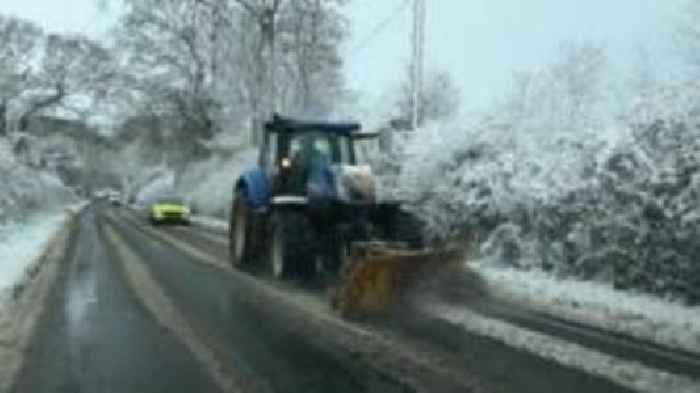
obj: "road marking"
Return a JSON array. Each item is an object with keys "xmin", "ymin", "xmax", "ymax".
[
  {"xmin": 426, "ymin": 302, "xmax": 700, "ymax": 393},
  {"xmin": 102, "ymin": 224, "xmax": 263, "ymax": 393}
]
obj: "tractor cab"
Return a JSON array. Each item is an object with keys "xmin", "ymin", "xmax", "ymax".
[
  {"xmin": 260, "ymin": 115, "xmax": 368, "ymax": 196},
  {"xmin": 230, "ymin": 115, "xmax": 449, "ymax": 317}
]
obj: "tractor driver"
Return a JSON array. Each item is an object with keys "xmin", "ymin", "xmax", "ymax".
[{"xmin": 289, "ymin": 133, "xmax": 331, "ymax": 194}]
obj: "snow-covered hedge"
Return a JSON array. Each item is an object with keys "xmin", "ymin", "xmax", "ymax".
[
  {"xmin": 392, "ymin": 98, "xmax": 700, "ymax": 304},
  {"xmin": 0, "ymin": 141, "xmax": 76, "ymax": 225}
]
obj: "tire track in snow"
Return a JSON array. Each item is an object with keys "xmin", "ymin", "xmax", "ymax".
[{"xmin": 425, "ymin": 302, "xmax": 700, "ymax": 393}]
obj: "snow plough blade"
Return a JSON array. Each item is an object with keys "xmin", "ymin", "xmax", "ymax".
[{"xmin": 331, "ymin": 242, "xmax": 467, "ymax": 317}]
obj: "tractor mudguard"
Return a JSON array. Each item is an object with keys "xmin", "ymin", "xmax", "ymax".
[{"xmin": 237, "ymin": 168, "xmax": 271, "ymax": 210}]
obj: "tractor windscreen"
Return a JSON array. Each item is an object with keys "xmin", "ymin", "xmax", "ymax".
[
  {"xmin": 285, "ymin": 131, "xmax": 354, "ymax": 166},
  {"xmin": 276, "ymin": 130, "xmax": 355, "ymax": 195}
]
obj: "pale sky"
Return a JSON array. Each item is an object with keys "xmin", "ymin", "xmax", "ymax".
[
  {"xmin": 342, "ymin": 0, "xmax": 683, "ymax": 109},
  {"xmin": 1, "ymin": 0, "xmax": 685, "ymax": 110},
  {"xmin": 2, "ymin": 0, "xmax": 113, "ymax": 36}
]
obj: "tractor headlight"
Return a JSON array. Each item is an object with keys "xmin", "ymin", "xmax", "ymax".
[{"xmin": 280, "ymin": 157, "xmax": 291, "ymax": 169}]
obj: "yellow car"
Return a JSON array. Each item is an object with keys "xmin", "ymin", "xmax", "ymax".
[{"xmin": 149, "ymin": 196, "xmax": 191, "ymax": 225}]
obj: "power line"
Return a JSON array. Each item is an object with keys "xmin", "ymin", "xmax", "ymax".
[{"xmin": 349, "ymin": 0, "xmax": 411, "ymax": 55}]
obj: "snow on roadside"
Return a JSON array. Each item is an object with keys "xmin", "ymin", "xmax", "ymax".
[
  {"xmin": 0, "ymin": 201, "xmax": 86, "ymax": 393},
  {"xmin": 472, "ymin": 262, "xmax": 700, "ymax": 355},
  {"xmin": 0, "ymin": 202, "xmax": 88, "ymax": 309},
  {"xmin": 190, "ymin": 215, "xmax": 228, "ymax": 231},
  {"xmin": 425, "ymin": 302, "xmax": 700, "ymax": 393}
]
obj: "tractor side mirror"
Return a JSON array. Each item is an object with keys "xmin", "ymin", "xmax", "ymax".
[{"xmin": 351, "ymin": 132, "xmax": 380, "ymax": 140}]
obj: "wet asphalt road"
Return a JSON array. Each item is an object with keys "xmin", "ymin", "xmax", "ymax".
[
  {"xmin": 10, "ymin": 203, "xmax": 644, "ymax": 393},
  {"xmin": 11, "ymin": 204, "xmax": 416, "ymax": 393},
  {"xmin": 102, "ymin": 210, "xmax": 406, "ymax": 393},
  {"xmin": 12, "ymin": 205, "xmax": 222, "ymax": 393}
]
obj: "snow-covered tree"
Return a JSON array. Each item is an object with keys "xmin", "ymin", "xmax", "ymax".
[
  {"xmin": 676, "ymin": 0, "xmax": 700, "ymax": 75},
  {"xmin": 549, "ymin": 41, "xmax": 608, "ymax": 130},
  {"xmin": 0, "ymin": 15, "xmax": 43, "ymax": 136},
  {"xmin": 18, "ymin": 34, "xmax": 116, "ymax": 131},
  {"xmin": 277, "ymin": 0, "xmax": 347, "ymax": 115},
  {"xmin": 115, "ymin": 0, "xmax": 349, "ymax": 147},
  {"xmin": 396, "ymin": 69, "xmax": 461, "ymax": 127},
  {"xmin": 623, "ymin": 47, "xmax": 659, "ymax": 126},
  {"xmin": 497, "ymin": 41, "xmax": 609, "ymax": 134},
  {"xmin": 0, "ymin": 13, "xmax": 116, "ymax": 136},
  {"xmin": 117, "ymin": 0, "xmax": 223, "ymax": 147},
  {"xmin": 232, "ymin": 0, "xmax": 285, "ymax": 131}
]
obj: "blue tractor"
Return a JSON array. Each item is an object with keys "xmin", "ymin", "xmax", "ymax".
[{"xmin": 229, "ymin": 115, "xmax": 447, "ymax": 315}]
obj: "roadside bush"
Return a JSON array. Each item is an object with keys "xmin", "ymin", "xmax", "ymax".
[
  {"xmin": 392, "ymin": 117, "xmax": 700, "ymax": 305},
  {"xmin": 0, "ymin": 141, "xmax": 77, "ymax": 225}
]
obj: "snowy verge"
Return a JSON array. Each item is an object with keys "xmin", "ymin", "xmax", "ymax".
[
  {"xmin": 424, "ymin": 302, "xmax": 699, "ymax": 393},
  {"xmin": 472, "ymin": 262, "xmax": 700, "ymax": 356},
  {"xmin": 0, "ymin": 201, "xmax": 86, "ymax": 393},
  {"xmin": 0, "ymin": 201, "xmax": 88, "ymax": 308}
]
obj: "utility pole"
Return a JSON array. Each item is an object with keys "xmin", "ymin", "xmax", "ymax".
[
  {"xmin": 411, "ymin": 0, "xmax": 425, "ymax": 131},
  {"xmin": 263, "ymin": 6, "xmax": 277, "ymax": 117}
]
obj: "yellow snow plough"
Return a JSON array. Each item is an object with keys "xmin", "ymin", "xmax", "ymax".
[
  {"xmin": 229, "ymin": 114, "xmax": 465, "ymax": 316},
  {"xmin": 331, "ymin": 242, "xmax": 467, "ymax": 316}
]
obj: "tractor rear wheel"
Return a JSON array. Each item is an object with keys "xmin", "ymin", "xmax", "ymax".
[
  {"xmin": 229, "ymin": 189, "xmax": 250, "ymax": 268},
  {"xmin": 269, "ymin": 212, "xmax": 292, "ymax": 278},
  {"xmin": 268, "ymin": 211, "xmax": 317, "ymax": 279}
]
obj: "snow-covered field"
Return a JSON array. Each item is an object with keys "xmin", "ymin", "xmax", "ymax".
[
  {"xmin": 472, "ymin": 262, "xmax": 700, "ymax": 355},
  {"xmin": 0, "ymin": 203, "xmax": 87, "ymax": 309}
]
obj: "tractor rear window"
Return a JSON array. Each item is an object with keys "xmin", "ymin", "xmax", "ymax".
[
  {"xmin": 338, "ymin": 137, "xmax": 353, "ymax": 164},
  {"xmin": 286, "ymin": 132, "xmax": 353, "ymax": 165},
  {"xmin": 289, "ymin": 136, "xmax": 331, "ymax": 159}
]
